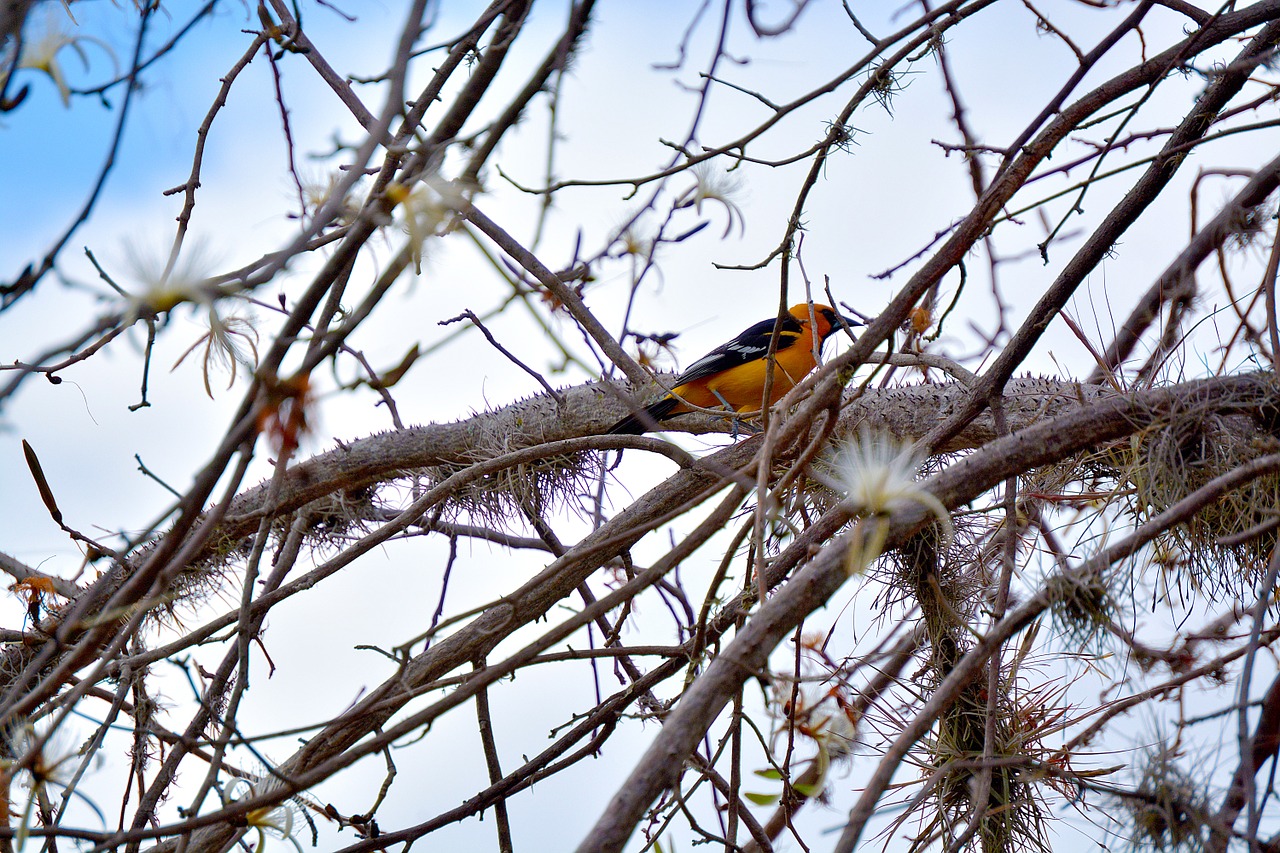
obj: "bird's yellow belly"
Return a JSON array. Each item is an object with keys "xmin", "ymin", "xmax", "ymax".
[{"xmin": 676, "ymin": 361, "xmax": 805, "ymax": 413}]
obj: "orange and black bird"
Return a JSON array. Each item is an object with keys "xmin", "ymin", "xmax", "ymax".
[{"xmin": 608, "ymin": 303, "xmax": 861, "ymax": 435}]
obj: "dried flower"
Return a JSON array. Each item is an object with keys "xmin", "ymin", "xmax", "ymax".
[
  {"xmin": 256, "ymin": 372, "xmax": 313, "ymax": 454},
  {"xmin": 171, "ymin": 307, "xmax": 260, "ymax": 398}
]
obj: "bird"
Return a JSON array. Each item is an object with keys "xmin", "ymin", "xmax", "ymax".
[{"xmin": 608, "ymin": 303, "xmax": 861, "ymax": 435}]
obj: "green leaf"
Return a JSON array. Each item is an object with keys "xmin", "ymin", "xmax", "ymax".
[
  {"xmin": 753, "ymin": 768, "xmax": 783, "ymax": 780},
  {"xmin": 794, "ymin": 781, "xmax": 824, "ymax": 797},
  {"xmin": 744, "ymin": 792, "xmax": 780, "ymax": 806}
]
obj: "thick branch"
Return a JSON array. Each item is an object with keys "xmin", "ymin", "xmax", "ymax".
[{"xmin": 576, "ymin": 371, "xmax": 1280, "ymax": 853}]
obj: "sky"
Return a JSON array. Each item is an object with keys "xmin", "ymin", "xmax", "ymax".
[{"xmin": 2, "ymin": 0, "xmax": 1280, "ymax": 850}]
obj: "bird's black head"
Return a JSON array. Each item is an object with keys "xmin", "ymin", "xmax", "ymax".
[{"xmin": 815, "ymin": 305, "xmax": 862, "ymax": 339}]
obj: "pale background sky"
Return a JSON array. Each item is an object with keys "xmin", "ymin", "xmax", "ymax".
[{"xmin": 2, "ymin": 0, "xmax": 1277, "ymax": 849}]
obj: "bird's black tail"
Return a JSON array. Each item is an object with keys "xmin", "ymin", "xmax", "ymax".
[{"xmin": 608, "ymin": 396, "xmax": 681, "ymax": 435}]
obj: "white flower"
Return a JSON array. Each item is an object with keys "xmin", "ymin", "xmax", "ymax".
[
  {"xmin": 836, "ymin": 426, "xmax": 952, "ymax": 574},
  {"xmin": 124, "ymin": 240, "xmax": 220, "ymax": 316},
  {"xmin": 118, "ymin": 240, "xmax": 258, "ymax": 396},
  {"xmin": 246, "ymin": 800, "xmax": 303, "ymax": 853},
  {"xmin": 761, "ymin": 683, "xmax": 860, "ymax": 801},
  {"xmin": 806, "ymin": 702, "xmax": 858, "ymax": 794},
  {"xmin": 683, "ymin": 162, "xmax": 745, "ymax": 237},
  {"xmin": 387, "ymin": 175, "xmax": 476, "ymax": 274},
  {"xmin": 5, "ymin": 719, "xmax": 83, "ymax": 851},
  {"xmin": 17, "ymin": 8, "xmax": 114, "ymax": 107},
  {"xmin": 225, "ymin": 779, "xmax": 304, "ymax": 853},
  {"xmin": 298, "ymin": 170, "xmax": 360, "ymax": 227}
]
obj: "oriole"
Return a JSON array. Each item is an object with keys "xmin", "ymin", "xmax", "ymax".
[{"xmin": 609, "ymin": 303, "xmax": 860, "ymax": 435}]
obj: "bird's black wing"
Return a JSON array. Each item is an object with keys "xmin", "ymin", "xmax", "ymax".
[{"xmin": 671, "ymin": 314, "xmax": 804, "ymax": 386}]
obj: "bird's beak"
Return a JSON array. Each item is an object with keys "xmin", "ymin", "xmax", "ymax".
[{"xmin": 837, "ymin": 313, "xmax": 863, "ymax": 332}]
